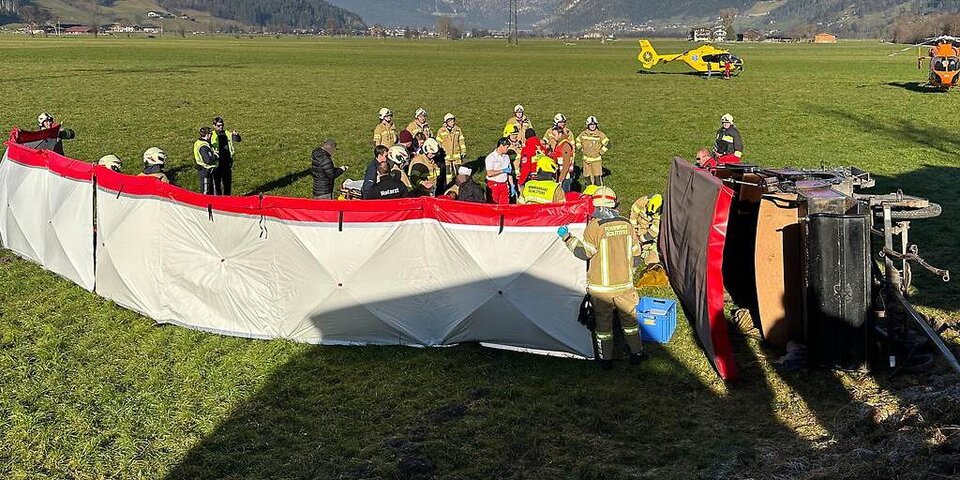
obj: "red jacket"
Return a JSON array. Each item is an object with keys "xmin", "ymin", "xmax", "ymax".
[{"xmin": 519, "ymin": 136, "xmax": 549, "ymax": 185}]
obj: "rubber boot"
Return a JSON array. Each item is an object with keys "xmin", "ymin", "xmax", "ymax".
[{"xmin": 630, "ymin": 351, "xmax": 650, "ymax": 365}]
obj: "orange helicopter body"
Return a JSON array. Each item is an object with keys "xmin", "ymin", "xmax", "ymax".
[{"xmin": 925, "ymin": 41, "xmax": 960, "ymax": 90}]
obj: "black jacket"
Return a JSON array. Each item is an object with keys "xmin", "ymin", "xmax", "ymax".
[
  {"xmin": 364, "ymin": 173, "xmax": 409, "ymax": 199},
  {"xmin": 455, "ymin": 178, "xmax": 486, "ymax": 203},
  {"xmin": 714, "ymin": 125, "xmax": 743, "ymax": 157},
  {"xmin": 311, "ymin": 147, "xmax": 344, "ymax": 197}
]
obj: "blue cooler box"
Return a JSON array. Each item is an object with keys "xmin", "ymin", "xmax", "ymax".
[{"xmin": 636, "ymin": 297, "xmax": 677, "ymax": 344}]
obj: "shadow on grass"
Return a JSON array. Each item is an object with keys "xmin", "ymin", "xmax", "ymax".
[
  {"xmin": 884, "ymin": 81, "xmax": 949, "ymax": 93},
  {"xmin": 164, "ymin": 341, "xmax": 809, "ymax": 478},
  {"xmin": 242, "ymin": 168, "xmax": 311, "ymax": 196},
  {"xmin": 164, "ymin": 165, "xmax": 192, "ymax": 187},
  {"xmin": 867, "ymin": 165, "xmax": 960, "ymax": 313},
  {"xmin": 156, "ymin": 290, "xmax": 960, "ymax": 478},
  {"xmin": 818, "ymin": 107, "xmax": 960, "ymax": 157},
  {"xmin": 156, "ymin": 274, "xmax": 849, "ymax": 478},
  {"xmin": 817, "ymin": 108, "xmax": 959, "ymax": 311},
  {"xmin": 636, "ymin": 70, "xmax": 703, "ymax": 76},
  {"xmin": 156, "ymin": 185, "xmax": 956, "ymax": 478}
]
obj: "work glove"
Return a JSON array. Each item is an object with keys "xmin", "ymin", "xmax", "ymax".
[
  {"xmin": 502, "ymin": 163, "xmax": 512, "ymax": 174},
  {"xmin": 557, "ymin": 225, "xmax": 569, "ymax": 238},
  {"xmin": 341, "ymin": 165, "xmax": 349, "ymax": 172},
  {"xmin": 509, "ymin": 183, "xmax": 517, "ymax": 197}
]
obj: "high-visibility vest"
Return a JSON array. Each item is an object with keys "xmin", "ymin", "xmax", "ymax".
[
  {"xmin": 520, "ymin": 179, "xmax": 560, "ymax": 204},
  {"xmin": 210, "ymin": 131, "xmax": 235, "ymax": 157},
  {"xmin": 194, "ymin": 139, "xmax": 217, "ymax": 169}
]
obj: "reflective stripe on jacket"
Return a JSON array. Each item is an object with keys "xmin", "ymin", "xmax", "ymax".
[{"xmin": 519, "ymin": 179, "xmax": 563, "ymax": 204}]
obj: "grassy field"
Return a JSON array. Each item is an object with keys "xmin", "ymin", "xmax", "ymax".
[{"xmin": 1, "ymin": 36, "xmax": 959, "ymax": 479}]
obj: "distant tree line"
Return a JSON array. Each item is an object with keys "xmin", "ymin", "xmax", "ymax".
[
  {"xmin": 890, "ymin": 13, "xmax": 960, "ymax": 44},
  {"xmin": 156, "ymin": 0, "xmax": 365, "ymax": 31}
]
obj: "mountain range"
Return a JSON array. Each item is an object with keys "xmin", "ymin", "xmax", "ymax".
[
  {"xmin": 327, "ymin": 0, "xmax": 960, "ymax": 38},
  {"xmin": 8, "ymin": 0, "xmax": 960, "ymax": 38}
]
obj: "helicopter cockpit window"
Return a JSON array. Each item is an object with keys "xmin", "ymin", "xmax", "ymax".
[{"xmin": 934, "ymin": 57, "xmax": 959, "ymax": 71}]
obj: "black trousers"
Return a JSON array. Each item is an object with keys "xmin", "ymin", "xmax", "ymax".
[
  {"xmin": 214, "ymin": 162, "xmax": 232, "ymax": 196},
  {"xmin": 198, "ymin": 167, "xmax": 218, "ymax": 195}
]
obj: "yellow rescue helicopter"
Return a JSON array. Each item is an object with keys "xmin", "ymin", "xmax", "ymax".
[{"xmin": 637, "ymin": 39, "xmax": 743, "ymax": 76}]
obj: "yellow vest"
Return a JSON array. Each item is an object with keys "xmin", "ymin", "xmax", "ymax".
[
  {"xmin": 194, "ymin": 139, "xmax": 217, "ymax": 169},
  {"xmin": 210, "ymin": 130, "xmax": 236, "ymax": 157},
  {"xmin": 520, "ymin": 179, "xmax": 561, "ymax": 204}
]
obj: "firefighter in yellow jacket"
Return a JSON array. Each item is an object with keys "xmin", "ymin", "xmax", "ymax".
[
  {"xmin": 519, "ymin": 156, "xmax": 565, "ymax": 204},
  {"xmin": 436, "ymin": 113, "xmax": 466, "ymax": 183},
  {"xmin": 559, "ymin": 186, "xmax": 648, "ymax": 369},
  {"xmin": 576, "ymin": 116, "xmax": 610, "ymax": 186},
  {"xmin": 373, "ymin": 108, "xmax": 398, "ymax": 147},
  {"xmin": 505, "ymin": 104, "xmax": 533, "ymax": 139},
  {"xmin": 629, "ymin": 194, "xmax": 662, "ymax": 266},
  {"xmin": 405, "ymin": 107, "xmax": 432, "ymax": 139},
  {"xmin": 631, "ymin": 194, "xmax": 667, "ymax": 287},
  {"xmin": 407, "ymin": 137, "xmax": 441, "ymax": 195},
  {"xmin": 543, "ymin": 113, "xmax": 573, "ymax": 150}
]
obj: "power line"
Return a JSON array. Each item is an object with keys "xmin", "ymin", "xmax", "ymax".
[{"xmin": 507, "ymin": 0, "xmax": 518, "ymax": 46}]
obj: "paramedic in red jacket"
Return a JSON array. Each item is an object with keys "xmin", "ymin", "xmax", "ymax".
[{"xmin": 518, "ymin": 128, "xmax": 549, "ymax": 187}]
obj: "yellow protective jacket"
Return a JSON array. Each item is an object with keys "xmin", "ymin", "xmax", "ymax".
[
  {"xmin": 544, "ymin": 126, "xmax": 573, "ymax": 150},
  {"xmin": 629, "ymin": 197, "xmax": 661, "ymax": 243},
  {"xmin": 408, "ymin": 154, "xmax": 439, "ymax": 181},
  {"xmin": 405, "ymin": 120, "xmax": 432, "ymax": 139},
  {"xmin": 436, "ymin": 125, "xmax": 466, "ymax": 160},
  {"xmin": 564, "ymin": 215, "xmax": 641, "ymax": 293},
  {"xmin": 576, "ymin": 129, "xmax": 609, "ymax": 161},
  {"xmin": 374, "ymin": 122, "xmax": 398, "ymax": 147},
  {"xmin": 505, "ymin": 115, "xmax": 533, "ymax": 137}
]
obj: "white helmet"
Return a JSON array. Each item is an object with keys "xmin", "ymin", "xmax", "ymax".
[
  {"xmin": 37, "ymin": 112, "xmax": 53, "ymax": 127},
  {"xmin": 415, "ymin": 107, "xmax": 428, "ymax": 118},
  {"xmin": 553, "ymin": 113, "xmax": 567, "ymax": 125},
  {"xmin": 98, "ymin": 154, "xmax": 122, "ymax": 172},
  {"xmin": 378, "ymin": 108, "xmax": 393, "ymax": 120},
  {"xmin": 514, "ymin": 104, "xmax": 524, "ymax": 113},
  {"xmin": 142, "ymin": 147, "xmax": 166, "ymax": 166},
  {"xmin": 720, "ymin": 113, "xmax": 734, "ymax": 124},
  {"xmin": 443, "ymin": 113, "xmax": 456, "ymax": 122},
  {"xmin": 585, "ymin": 116, "xmax": 599, "ymax": 127},
  {"xmin": 422, "ymin": 137, "xmax": 440, "ymax": 155},
  {"xmin": 592, "ymin": 186, "xmax": 618, "ymax": 208},
  {"xmin": 388, "ymin": 145, "xmax": 409, "ymax": 165}
]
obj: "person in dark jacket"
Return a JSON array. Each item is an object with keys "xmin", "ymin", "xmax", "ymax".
[
  {"xmin": 194, "ymin": 127, "xmax": 218, "ymax": 195},
  {"xmin": 37, "ymin": 112, "xmax": 75, "ymax": 154},
  {"xmin": 311, "ymin": 139, "xmax": 348, "ymax": 199},
  {"xmin": 364, "ymin": 161, "xmax": 409, "ymax": 199},
  {"xmin": 444, "ymin": 166, "xmax": 486, "ymax": 203},
  {"xmin": 211, "ymin": 116, "xmax": 241, "ymax": 195},
  {"xmin": 361, "ymin": 145, "xmax": 390, "ymax": 199},
  {"xmin": 713, "ymin": 113, "xmax": 743, "ymax": 160}
]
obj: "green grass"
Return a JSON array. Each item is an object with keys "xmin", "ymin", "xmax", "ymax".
[{"xmin": 1, "ymin": 37, "xmax": 959, "ymax": 479}]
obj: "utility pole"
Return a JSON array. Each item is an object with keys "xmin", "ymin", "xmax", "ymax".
[{"xmin": 507, "ymin": 0, "xmax": 519, "ymax": 46}]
